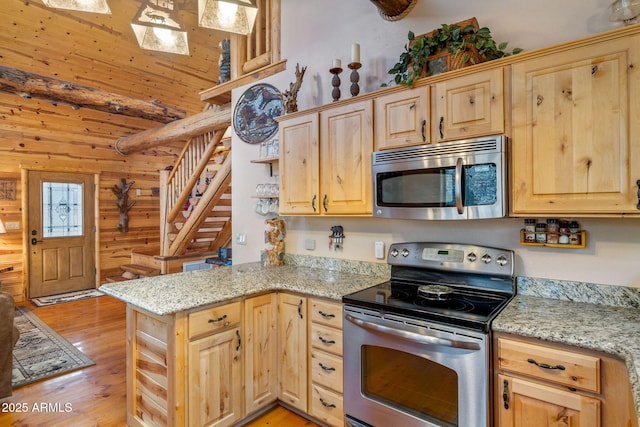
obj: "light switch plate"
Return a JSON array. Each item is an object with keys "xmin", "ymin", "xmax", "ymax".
[
  {"xmin": 305, "ymin": 238, "xmax": 316, "ymax": 250},
  {"xmin": 375, "ymin": 241, "xmax": 385, "ymax": 259}
]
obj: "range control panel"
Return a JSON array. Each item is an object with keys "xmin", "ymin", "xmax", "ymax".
[{"xmin": 387, "ymin": 242, "xmax": 514, "ymax": 277}]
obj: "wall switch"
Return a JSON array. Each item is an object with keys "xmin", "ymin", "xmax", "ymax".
[
  {"xmin": 5, "ymin": 221, "xmax": 20, "ymax": 230},
  {"xmin": 375, "ymin": 241, "xmax": 385, "ymax": 259},
  {"xmin": 304, "ymin": 238, "xmax": 316, "ymax": 250},
  {"xmin": 135, "ymin": 188, "xmax": 142, "ymax": 196},
  {"xmin": 236, "ymin": 233, "xmax": 247, "ymax": 245}
]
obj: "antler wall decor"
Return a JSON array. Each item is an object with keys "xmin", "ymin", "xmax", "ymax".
[{"xmin": 112, "ymin": 178, "xmax": 136, "ymax": 233}]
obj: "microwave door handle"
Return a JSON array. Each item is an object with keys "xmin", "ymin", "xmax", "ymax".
[
  {"xmin": 455, "ymin": 157, "xmax": 464, "ymax": 214},
  {"xmin": 345, "ymin": 314, "xmax": 480, "ymax": 351}
]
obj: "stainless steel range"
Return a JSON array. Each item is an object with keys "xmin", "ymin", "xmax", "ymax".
[{"xmin": 342, "ymin": 242, "xmax": 515, "ymax": 427}]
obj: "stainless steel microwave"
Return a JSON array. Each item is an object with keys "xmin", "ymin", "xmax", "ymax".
[{"xmin": 372, "ymin": 135, "xmax": 508, "ymax": 220}]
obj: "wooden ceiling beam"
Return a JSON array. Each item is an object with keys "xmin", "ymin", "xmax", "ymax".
[
  {"xmin": 114, "ymin": 104, "xmax": 232, "ymax": 155},
  {"xmin": 0, "ymin": 65, "xmax": 186, "ymax": 124}
]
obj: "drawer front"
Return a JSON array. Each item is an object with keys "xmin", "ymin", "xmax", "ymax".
[
  {"xmin": 310, "ymin": 383, "xmax": 343, "ymax": 427},
  {"xmin": 498, "ymin": 338, "xmax": 600, "ymax": 393},
  {"xmin": 310, "ymin": 350, "xmax": 343, "ymax": 392},
  {"xmin": 310, "ymin": 299, "xmax": 343, "ymax": 330},
  {"xmin": 189, "ymin": 301, "xmax": 242, "ymax": 339},
  {"xmin": 311, "ymin": 323, "xmax": 343, "ymax": 356}
]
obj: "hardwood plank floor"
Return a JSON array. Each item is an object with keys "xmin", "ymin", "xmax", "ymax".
[{"xmin": 0, "ymin": 295, "xmax": 320, "ymax": 427}]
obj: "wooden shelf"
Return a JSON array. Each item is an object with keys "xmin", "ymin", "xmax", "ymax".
[
  {"xmin": 250, "ymin": 157, "xmax": 279, "ymax": 164},
  {"xmin": 519, "ymin": 230, "xmax": 586, "ymax": 249}
]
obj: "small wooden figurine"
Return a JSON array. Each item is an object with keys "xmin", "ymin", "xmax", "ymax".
[
  {"xmin": 112, "ymin": 178, "xmax": 136, "ymax": 233},
  {"xmin": 282, "ymin": 63, "xmax": 307, "ymax": 113}
]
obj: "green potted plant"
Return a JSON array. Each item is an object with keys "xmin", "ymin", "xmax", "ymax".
[{"xmin": 387, "ymin": 20, "xmax": 522, "ymax": 88}]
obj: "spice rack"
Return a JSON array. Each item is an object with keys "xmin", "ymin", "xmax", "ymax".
[{"xmin": 519, "ymin": 229, "xmax": 586, "ymax": 249}]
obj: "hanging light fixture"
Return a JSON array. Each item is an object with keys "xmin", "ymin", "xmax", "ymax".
[
  {"xmin": 131, "ymin": 0, "xmax": 189, "ymax": 55},
  {"xmin": 42, "ymin": 0, "xmax": 111, "ymax": 14},
  {"xmin": 198, "ymin": 0, "xmax": 258, "ymax": 35},
  {"xmin": 609, "ymin": 0, "xmax": 640, "ymax": 24}
]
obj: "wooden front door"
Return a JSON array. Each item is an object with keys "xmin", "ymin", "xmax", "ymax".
[{"xmin": 27, "ymin": 171, "xmax": 96, "ymax": 298}]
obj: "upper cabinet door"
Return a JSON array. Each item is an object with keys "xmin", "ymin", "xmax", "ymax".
[
  {"xmin": 279, "ymin": 113, "xmax": 320, "ymax": 215},
  {"xmin": 511, "ymin": 36, "xmax": 640, "ymax": 215},
  {"xmin": 374, "ymin": 87, "xmax": 430, "ymax": 150},
  {"xmin": 320, "ymin": 100, "xmax": 373, "ymax": 215},
  {"xmin": 432, "ymin": 68, "xmax": 504, "ymax": 142}
]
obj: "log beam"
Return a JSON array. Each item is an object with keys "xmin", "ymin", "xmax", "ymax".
[
  {"xmin": 115, "ymin": 104, "xmax": 232, "ymax": 155},
  {"xmin": 0, "ymin": 65, "xmax": 186, "ymax": 124}
]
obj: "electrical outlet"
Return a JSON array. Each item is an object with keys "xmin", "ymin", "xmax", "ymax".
[
  {"xmin": 304, "ymin": 239, "xmax": 316, "ymax": 250},
  {"xmin": 375, "ymin": 241, "xmax": 385, "ymax": 259}
]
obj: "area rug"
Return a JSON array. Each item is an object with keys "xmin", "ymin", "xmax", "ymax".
[
  {"xmin": 11, "ymin": 306, "xmax": 95, "ymax": 388},
  {"xmin": 31, "ymin": 289, "xmax": 104, "ymax": 307}
]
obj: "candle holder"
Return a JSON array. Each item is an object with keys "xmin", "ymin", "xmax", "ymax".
[
  {"xmin": 330, "ymin": 66, "xmax": 343, "ymax": 102},
  {"xmin": 348, "ymin": 62, "xmax": 362, "ymax": 97}
]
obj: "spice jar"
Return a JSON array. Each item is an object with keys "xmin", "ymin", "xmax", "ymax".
[
  {"xmin": 558, "ymin": 220, "xmax": 570, "ymax": 244},
  {"xmin": 524, "ymin": 218, "xmax": 536, "ymax": 242},
  {"xmin": 546, "ymin": 218, "xmax": 559, "ymax": 244},
  {"xmin": 535, "ymin": 222, "xmax": 547, "ymax": 243},
  {"xmin": 569, "ymin": 221, "xmax": 581, "ymax": 245}
]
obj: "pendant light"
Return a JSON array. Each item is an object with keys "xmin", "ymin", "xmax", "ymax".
[
  {"xmin": 609, "ymin": 0, "xmax": 640, "ymax": 25},
  {"xmin": 198, "ymin": 0, "xmax": 258, "ymax": 35},
  {"xmin": 131, "ymin": 0, "xmax": 189, "ymax": 55},
  {"xmin": 42, "ymin": 0, "xmax": 111, "ymax": 14}
]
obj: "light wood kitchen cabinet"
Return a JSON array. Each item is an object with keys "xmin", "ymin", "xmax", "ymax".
[
  {"xmin": 495, "ymin": 333, "xmax": 638, "ymax": 427},
  {"xmin": 244, "ymin": 294, "xmax": 278, "ymax": 415},
  {"xmin": 188, "ymin": 302, "xmax": 243, "ymax": 427},
  {"xmin": 277, "ymin": 293, "xmax": 308, "ymax": 412},
  {"xmin": 279, "ymin": 100, "xmax": 373, "ymax": 216},
  {"xmin": 510, "ymin": 35, "xmax": 640, "ymax": 215},
  {"xmin": 374, "ymin": 87, "xmax": 430, "ymax": 150},
  {"xmin": 432, "ymin": 67, "xmax": 504, "ymax": 142},
  {"xmin": 279, "ymin": 112, "xmax": 320, "ymax": 215},
  {"xmin": 308, "ymin": 298, "xmax": 344, "ymax": 427}
]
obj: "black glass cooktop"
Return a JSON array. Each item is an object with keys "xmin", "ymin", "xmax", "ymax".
[{"xmin": 343, "ymin": 267, "xmax": 514, "ymax": 332}]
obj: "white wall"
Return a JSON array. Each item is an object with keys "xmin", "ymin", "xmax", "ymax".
[{"xmin": 231, "ymin": 0, "xmax": 640, "ymax": 288}]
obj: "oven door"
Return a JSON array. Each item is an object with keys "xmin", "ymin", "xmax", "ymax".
[{"xmin": 343, "ymin": 306, "xmax": 490, "ymax": 427}]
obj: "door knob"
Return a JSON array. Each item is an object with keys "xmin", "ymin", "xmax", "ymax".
[{"xmin": 31, "ymin": 237, "xmax": 43, "ymax": 246}]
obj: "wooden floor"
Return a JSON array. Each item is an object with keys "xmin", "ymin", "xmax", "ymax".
[{"xmin": 0, "ymin": 295, "xmax": 319, "ymax": 427}]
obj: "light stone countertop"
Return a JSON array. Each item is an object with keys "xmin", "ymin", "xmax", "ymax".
[
  {"xmin": 99, "ymin": 262, "xmax": 388, "ymax": 316},
  {"xmin": 493, "ymin": 278, "xmax": 640, "ymax": 424}
]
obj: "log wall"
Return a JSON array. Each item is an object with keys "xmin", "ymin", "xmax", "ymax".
[{"xmin": 0, "ymin": 0, "xmax": 226, "ymax": 302}]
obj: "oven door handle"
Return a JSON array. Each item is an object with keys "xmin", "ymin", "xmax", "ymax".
[{"xmin": 345, "ymin": 314, "xmax": 481, "ymax": 351}]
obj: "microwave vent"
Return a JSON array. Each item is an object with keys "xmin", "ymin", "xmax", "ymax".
[{"xmin": 373, "ymin": 136, "xmax": 504, "ymax": 164}]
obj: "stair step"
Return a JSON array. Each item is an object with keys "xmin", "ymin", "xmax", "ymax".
[
  {"xmin": 121, "ymin": 264, "xmax": 160, "ymax": 277},
  {"xmin": 104, "ymin": 275, "xmax": 130, "ymax": 283}
]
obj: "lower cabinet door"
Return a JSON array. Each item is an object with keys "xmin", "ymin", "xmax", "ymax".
[
  {"xmin": 189, "ymin": 327, "xmax": 243, "ymax": 427},
  {"xmin": 498, "ymin": 374, "xmax": 600, "ymax": 427}
]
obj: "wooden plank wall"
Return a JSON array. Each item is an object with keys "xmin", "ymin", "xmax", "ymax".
[{"xmin": 0, "ymin": 0, "xmax": 227, "ymax": 302}]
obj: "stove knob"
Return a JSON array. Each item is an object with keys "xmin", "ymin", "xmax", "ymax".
[
  {"xmin": 481, "ymin": 253, "xmax": 492, "ymax": 264},
  {"xmin": 496, "ymin": 255, "xmax": 508, "ymax": 267},
  {"xmin": 390, "ymin": 248, "xmax": 399, "ymax": 257},
  {"xmin": 467, "ymin": 252, "xmax": 477, "ymax": 262},
  {"xmin": 401, "ymin": 248, "xmax": 410, "ymax": 257}
]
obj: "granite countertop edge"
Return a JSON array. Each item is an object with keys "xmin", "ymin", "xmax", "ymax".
[{"xmin": 492, "ymin": 294, "xmax": 640, "ymax": 423}]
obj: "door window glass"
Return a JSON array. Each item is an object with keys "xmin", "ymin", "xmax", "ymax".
[{"xmin": 42, "ymin": 182, "xmax": 83, "ymax": 238}]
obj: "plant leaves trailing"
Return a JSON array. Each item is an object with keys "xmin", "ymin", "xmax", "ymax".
[{"xmin": 386, "ymin": 24, "xmax": 523, "ymax": 88}]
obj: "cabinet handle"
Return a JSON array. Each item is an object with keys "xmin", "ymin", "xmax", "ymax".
[
  {"xmin": 439, "ymin": 116, "xmax": 444, "ymax": 139},
  {"xmin": 208, "ymin": 314, "xmax": 227, "ymax": 324},
  {"xmin": 636, "ymin": 180, "xmax": 640, "ymax": 209},
  {"xmin": 527, "ymin": 358, "xmax": 565, "ymax": 371},
  {"xmin": 297, "ymin": 299, "xmax": 304, "ymax": 319},
  {"xmin": 311, "ymin": 194, "xmax": 317, "ymax": 212},
  {"xmin": 319, "ymin": 362, "xmax": 336, "ymax": 372},
  {"xmin": 318, "ymin": 310, "xmax": 335, "ymax": 318},
  {"xmin": 319, "ymin": 398, "xmax": 336, "ymax": 408},
  {"xmin": 234, "ymin": 330, "xmax": 241, "ymax": 361},
  {"xmin": 421, "ymin": 119, "xmax": 426, "ymax": 142},
  {"xmin": 318, "ymin": 336, "xmax": 336, "ymax": 345},
  {"xmin": 502, "ymin": 379, "xmax": 510, "ymax": 410},
  {"xmin": 322, "ymin": 194, "xmax": 328, "ymax": 212}
]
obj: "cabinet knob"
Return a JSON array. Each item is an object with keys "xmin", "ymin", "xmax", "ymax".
[{"xmin": 636, "ymin": 180, "xmax": 640, "ymax": 209}]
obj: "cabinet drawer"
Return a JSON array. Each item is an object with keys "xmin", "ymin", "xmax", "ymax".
[
  {"xmin": 310, "ymin": 350, "xmax": 343, "ymax": 392},
  {"xmin": 189, "ymin": 301, "xmax": 241, "ymax": 339},
  {"xmin": 310, "ymin": 299, "xmax": 343, "ymax": 329},
  {"xmin": 498, "ymin": 338, "xmax": 600, "ymax": 393},
  {"xmin": 310, "ymin": 383, "xmax": 343, "ymax": 427},
  {"xmin": 310, "ymin": 323, "xmax": 342, "ymax": 356}
]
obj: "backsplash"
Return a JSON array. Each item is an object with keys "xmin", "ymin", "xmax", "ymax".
[{"xmin": 284, "ymin": 253, "xmax": 390, "ymax": 277}]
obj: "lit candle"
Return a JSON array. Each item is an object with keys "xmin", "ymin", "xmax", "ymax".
[
  {"xmin": 351, "ymin": 43, "xmax": 360, "ymax": 63},
  {"xmin": 332, "ymin": 59, "xmax": 342, "ymax": 69}
]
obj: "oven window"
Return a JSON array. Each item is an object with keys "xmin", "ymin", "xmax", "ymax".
[
  {"xmin": 362, "ymin": 345, "xmax": 458, "ymax": 427},
  {"xmin": 377, "ymin": 168, "xmax": 455, "ymax": 207}
]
